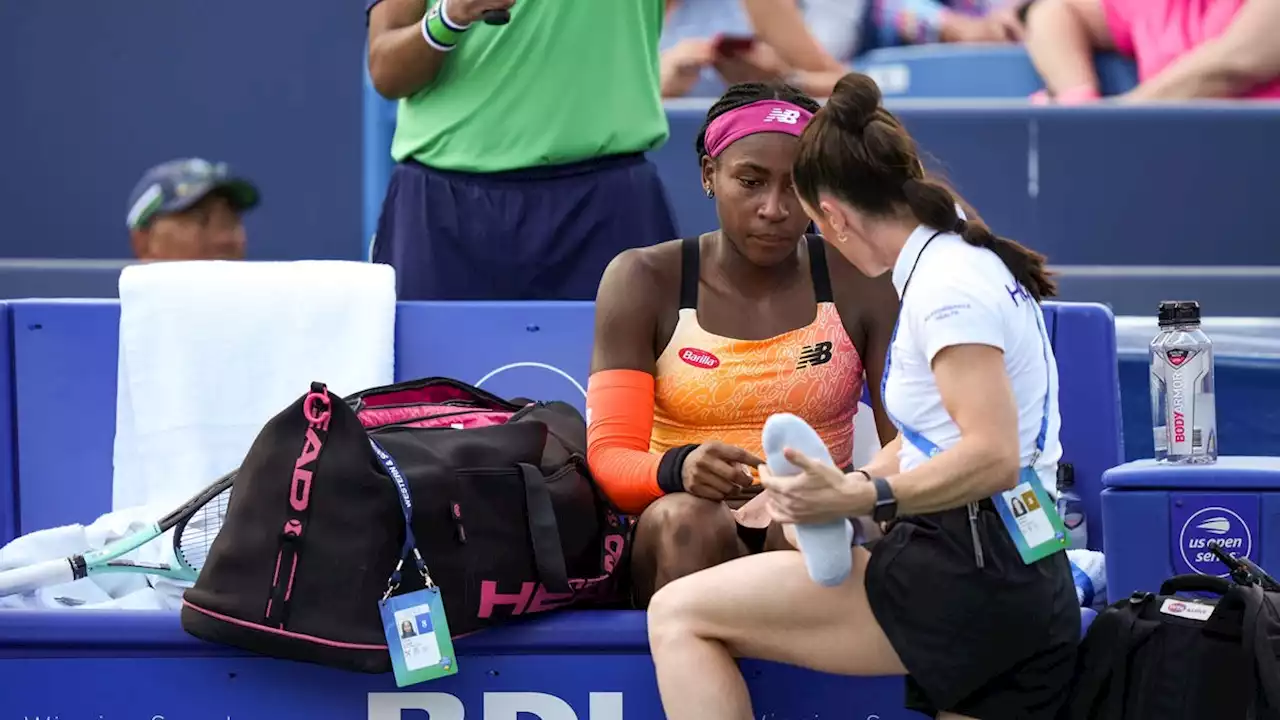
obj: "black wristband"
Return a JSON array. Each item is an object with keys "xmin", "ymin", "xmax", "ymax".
[
  {"xmin": 657, "ymin": 444, "xmax": 699, "ymax": 495},
  {"xmin": 871, "ymin": 477, "xmax": 898, "ymax": 524}
]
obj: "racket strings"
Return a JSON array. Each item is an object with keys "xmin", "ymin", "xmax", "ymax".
[{"xmin": 175, "ymin": 487, "xmax": 232, "ymax": 572}]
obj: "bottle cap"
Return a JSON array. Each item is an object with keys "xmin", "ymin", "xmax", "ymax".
[
  {"xmin": 1057, "ymin": 463, "xmax": 1075, "ymax": 489},
  {"xmin": 1157, "ymin": 300, "xmax": 1201, "ymax": 327}
]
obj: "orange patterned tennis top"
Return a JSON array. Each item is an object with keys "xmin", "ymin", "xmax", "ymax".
[{"xmin": 650, "ymin": 236, "xmax": 864, "ymax": 471}]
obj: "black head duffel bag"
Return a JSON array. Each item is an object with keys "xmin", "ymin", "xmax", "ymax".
[
  {"xmin": 1063, "ymin": 573, "xmax": 1280, "ymax": 720},
  {"xmin": 181, "ymin": 377, "xmax": 628, "ymax": 672}
]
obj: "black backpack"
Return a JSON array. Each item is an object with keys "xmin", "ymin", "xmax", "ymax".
[
  {"xmin": 181, "ymin": 378, "xmax": 628, "ymax": 673},
  {"xmin": 1064, "ymin": 574, "xmax": 1280, "ymax": 720}
]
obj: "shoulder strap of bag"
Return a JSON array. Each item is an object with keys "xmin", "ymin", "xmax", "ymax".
[
  {"xmin": 265, "ymin": 382, "xmax": 335, "ymax": 628},
  {"xmin": 1068, "ymin": 598, "xmax": 1140, "ymax": 719},
  {"xmin": 1161, "ymin": 574, "xmax": 1233, "ymax": 596},
  {"xmin": 1240, "ymin": 585, "xmax": 1280, "ymax": 712},
  {"xmin": 1103, "ymin": 596, "xmax": 1147, "ymax": 720},
  {"xmin": 518, "ymin": 463, "xmax": 572, "ymax": 595}
]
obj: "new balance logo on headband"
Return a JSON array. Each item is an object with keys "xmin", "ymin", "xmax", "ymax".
[
  {"xmin": 796, "ymin": 341, "xmax": 834, "ymax": 369},
  {"xmin": 764, "ymin": 108, "xmax": 803, "ymax": 125}
]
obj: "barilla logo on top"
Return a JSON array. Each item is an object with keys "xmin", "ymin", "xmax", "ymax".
[
  {"xmin": 763, "ymin": 108, "xmax": 802, "ymax": 124},
  {"xmin": 679, "ymin": 347, "xmax": 720, "ymax": 369}
]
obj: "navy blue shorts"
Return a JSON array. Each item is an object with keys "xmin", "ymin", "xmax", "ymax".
[{"xmin": 372, "ymin": 153, "xmax": 677, "ymax": 301}]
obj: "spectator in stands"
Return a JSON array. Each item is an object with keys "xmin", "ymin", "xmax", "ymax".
[
  {"xmin": 659, "ymin": 0, "xmax": 864, "ymax": 98},
  {"xmin": 866, "ymin": 0, "xmax": 1026, "ymax": 47},
  {"xmin": 126, "ymin": 158, "xmax": 258, "ymax": 262},
  {"xmin": 726, "ymin": 0, "xmax": 1025, "ymax": 98},
  {"xmin": 586, "ymin": 82, "xmax": 898, "ymax": 608},
  {"xmin": 366, "ymin": 0, "xmax": 676, "ymax": 301},
  {"xmin": 647, "ymin": 73, "xmax": 1077, "ymax": 720},
  {"xmin": 1025, "ymin": 0, "xmax": 1280, "ymax": 101}
]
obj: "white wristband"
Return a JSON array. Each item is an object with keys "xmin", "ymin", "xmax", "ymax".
[
  {"xmin": 438, "ymin": 0, "xmax": 471, "ymax": 32},
  {"xmin": 421, "ymin": 12, "xmax": 455, "ymax": 52}
]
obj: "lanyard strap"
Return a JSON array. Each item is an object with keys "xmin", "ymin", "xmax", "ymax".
[
  {"xmin": 369, "ymin": 437, "xmax": 433, "ymax": 595},
  {"xmin": 882, "ymin": 232, "xmax": 1052, "ymax": 462}
]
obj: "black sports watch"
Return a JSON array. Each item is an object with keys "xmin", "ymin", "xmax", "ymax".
[{"xmin": 870, "ymin": 477, "xmax": 898, "ymax": 523}]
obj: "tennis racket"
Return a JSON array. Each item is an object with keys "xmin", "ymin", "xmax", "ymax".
[
  {"xmin": 0, "ymin": 469, "xmax": 236, "ymax": 597},
  {"xmin": 482, "ymin": 9, "xmax": 510, "ymax": 24}
]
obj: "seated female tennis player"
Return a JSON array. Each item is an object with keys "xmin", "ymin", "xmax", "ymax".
[
  {"xmin": 647, "ymin": 73, "xmax": 1078, "ymax": 720},
  {"xmin": 585, "ymin": 82, "xmax": 898, "ymax": 608}
]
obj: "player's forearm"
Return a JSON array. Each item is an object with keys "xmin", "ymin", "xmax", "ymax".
[
  {"xmin": 368, "ymin": 23, "xmax": 449, "ymax": 99},
  {"xmin": 741, "ymin": 0, "xmax": 845, "ymax": 72}
]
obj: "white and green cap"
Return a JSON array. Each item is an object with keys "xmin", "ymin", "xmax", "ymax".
[{"xmin": 125, "ymin": 158, "xmax": 260, "ymax": 230}]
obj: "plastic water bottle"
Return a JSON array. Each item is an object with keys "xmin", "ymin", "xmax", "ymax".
[
  {"xmin": 1055, "ymin": 464, "xmax": 1088, "ymax": 550},
  {"xmin": 1150, "ymin": 300, "xmax": 1218, "ymax": 464},
  {"xmin": 762, "ymin": 413, "xmax": 855, "ymax": 587}
]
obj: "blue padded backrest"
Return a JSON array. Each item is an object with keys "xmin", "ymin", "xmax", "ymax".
[
  {"xmin": 0, "ymin": 303, "xmax": 14, "ymax": 545},
  {"xmin": 6, "ymin": 300, "xmax": 1122, "ymax": 547},
  {"xmin": 8, "ymin": 301, "xmax": 120, "ymax": 537},
  {"xmin": 1043, "ymin": 301, "xmax": 1123, "ymax": 550},
  {"xmin": 856, "ymin": 46, "xmax": 1138, "ymax": 99},
  {"xmin": 394, "ymin": 302, "xmax": 596, "ymax": 414}
]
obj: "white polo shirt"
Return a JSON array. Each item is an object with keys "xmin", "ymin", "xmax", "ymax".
[{"xmin": 882, "ymin": 224, "xmax": 1063, "ymax": 490}]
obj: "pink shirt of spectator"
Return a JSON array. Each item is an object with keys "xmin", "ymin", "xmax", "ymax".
[{"xmin": 1103, "ymin": 0, "xmax": 1280, "ymax": 98}]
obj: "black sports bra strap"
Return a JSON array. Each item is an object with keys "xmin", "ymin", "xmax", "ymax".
[
  {"xmin": 806, "ymin": 234, "xmax": 834, "ymax": 304},
  {"xmin": 679, "ymin": 236, "xmax": 700, "ymax": 310}
]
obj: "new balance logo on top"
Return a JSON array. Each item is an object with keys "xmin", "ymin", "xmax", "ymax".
[
  {"xmin": 796, "ymin": 341, "xmax": 833, "ymax": 369},
  {"xmin": 764, "ymin": 108, "xmax": 802, "ymax": 124}
]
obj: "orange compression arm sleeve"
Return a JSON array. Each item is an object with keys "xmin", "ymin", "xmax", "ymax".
[{"xmin": 586, "ymin": 369, "xmax": 668, "ymax": 515}]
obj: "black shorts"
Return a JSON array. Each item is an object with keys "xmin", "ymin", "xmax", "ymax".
[
  {"xmin": 865, "ymin": 501, "xmax": 1079, "ymax": 719},
  {"xmin": 372, "ymin": 153, "xmax": 676, "ymax": 301}
]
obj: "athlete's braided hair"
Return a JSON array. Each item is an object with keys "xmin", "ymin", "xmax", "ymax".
[{"xmin": 694, "ymin": 82, "xmax": 822, "ymax": 162}]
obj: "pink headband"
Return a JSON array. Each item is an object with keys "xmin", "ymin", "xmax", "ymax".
[{"xmin": 703, "ymin": 100, "xmax": 813, "ymax": 158}]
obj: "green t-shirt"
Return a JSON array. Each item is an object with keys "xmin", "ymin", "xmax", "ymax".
[{"xmin": 391, "ymin": 0, "xmax": 669, "ymax": 173}]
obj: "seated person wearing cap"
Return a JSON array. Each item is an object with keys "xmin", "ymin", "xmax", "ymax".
[
  {"xmin": 585, "ymin": 82, "xmax": 898, "ymax": 608},
  {"xmin": 126, "ymin": 158, "xmax": 260, "ymax": 261}
]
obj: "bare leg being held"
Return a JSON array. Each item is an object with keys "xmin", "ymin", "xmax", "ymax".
[{"xmin": 647, "ymin": 547, "xmax": 907, "ymax": 720}]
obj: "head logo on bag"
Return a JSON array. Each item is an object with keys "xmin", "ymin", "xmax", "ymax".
[
  {"xmin": 182, "ymin": 377, "xmax": 626, "ymax": 674},
  {"xmin": 287, "ymin": 389, "xmax": 334, "ymax": 526}
]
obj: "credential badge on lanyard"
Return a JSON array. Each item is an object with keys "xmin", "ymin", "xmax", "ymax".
[
  {"xmin": 369, "ymin": 438, "xmax": 459, "ymax": 686},
  {"xmin": 882, "ymin": 232, "xmax": 1068, "ymax": 567}
]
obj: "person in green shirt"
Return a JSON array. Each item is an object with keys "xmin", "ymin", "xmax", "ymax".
[{"xmin": 366, "ymin": 0, "xmax": 677, "ymax": 300}]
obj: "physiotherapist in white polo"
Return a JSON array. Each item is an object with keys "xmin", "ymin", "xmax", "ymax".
[{"xmin": 646, "ymin": 72, "xmax": 1080, "ymax": 720}]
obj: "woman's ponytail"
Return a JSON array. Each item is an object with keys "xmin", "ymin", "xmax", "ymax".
[{"xmin": 902, "ymin": 178, "xmax": 1057, "ymax": 302}]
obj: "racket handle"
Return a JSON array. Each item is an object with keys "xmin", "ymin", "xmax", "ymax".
[
  {"xmin": 482, "ymin": 9, "xmax": 510, "ymax": 24},
  {"xmin": 0, "ymin": 558, "xmax": 76, "ymax": 597}
]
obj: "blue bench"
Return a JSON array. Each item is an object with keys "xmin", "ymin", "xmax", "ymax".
[
  {"xmin": 0, "ymin": 299, "xmax": 1117, "ymax": 718},
  {"xmin": 0, "ymin": 606, "xmax": 1099, "ymax": 719}
]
